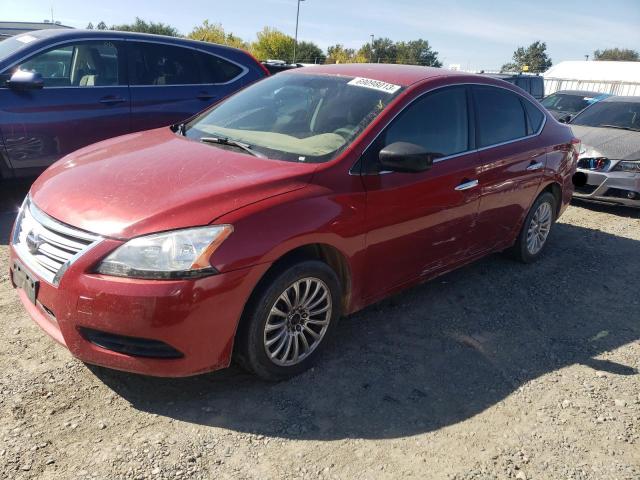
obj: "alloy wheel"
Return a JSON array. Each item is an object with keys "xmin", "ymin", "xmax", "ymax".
[
  {"xmin": 263, "ymin": 277, "xmax": 332, "ymax": 366},
  {"xmin": 526, "ymin": 201, "xmax": 552, "ymax": 255}
]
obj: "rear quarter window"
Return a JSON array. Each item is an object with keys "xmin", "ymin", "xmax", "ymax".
[
  {"xmin": 522, "ymin": 99, "xmax": 545, "ymax": 134},
  {"xmin": 196, "ymin": 51, "xmax": 243, "ymax": 83}
]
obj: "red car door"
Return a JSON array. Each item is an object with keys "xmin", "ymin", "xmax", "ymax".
[
  {"xmin": 360, "ymin": 85, "xmax": 481, "ymax": 300},
  {"xmin": 470, "ymin": 85, "xmax": 547, "ymax": 254}
]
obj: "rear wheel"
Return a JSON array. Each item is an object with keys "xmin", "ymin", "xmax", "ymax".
[
  {"xmin": 510, "ymin": 192, "xmax": 556, "ymax": 263},
  {"xmin": 235, "ymin": 260, "xmax": 341, "ymax": 381}
]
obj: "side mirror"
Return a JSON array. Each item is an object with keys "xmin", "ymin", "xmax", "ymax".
[
  {"xmin": 7, "ymin": 70, "xmax": 44, "ymax": 90},
  {"xmin": 558, "ymin": 114, "xmax": 572, "ymax": 124},
  {"xmin": 379, "ymin": 142, "xmax": 436, "ymax": 173}
]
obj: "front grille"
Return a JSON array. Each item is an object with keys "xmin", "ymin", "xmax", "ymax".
[{"xmin": 12, "ymin": 199, "xmax": 101, "ymax": 285}]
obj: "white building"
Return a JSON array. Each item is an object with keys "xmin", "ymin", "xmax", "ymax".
[{"xmin": 543, "ymin": 61, "xmax": 640, "ymax": 96}]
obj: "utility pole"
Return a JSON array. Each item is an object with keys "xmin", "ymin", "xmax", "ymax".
[
  {"xmin": 370, "ymin": 34, "xmax": 374, "ymax": 63},
  {"xmin": 293, "ymin": 0, "xmax": 306, "ymax": 64}
]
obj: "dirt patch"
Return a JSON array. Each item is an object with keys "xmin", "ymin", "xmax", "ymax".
[{"xmin": 1, "ymin": 197, "xmax": 639, "ymax": 480}]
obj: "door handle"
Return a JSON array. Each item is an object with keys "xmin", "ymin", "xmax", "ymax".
[
  {"xmin": 455, "ymin": 179, "xmax": 479, "ymax": 191},
  {"xmin": 99, "ymin": 96, "xmax": 126, "ymax": 105},
  {"xmin": 526, "ymin": 161, "xmax": 544, "ymax": 171},
  {"xmin": 197, "ymin": 92, "xmax": 215, "ymax": 100}
]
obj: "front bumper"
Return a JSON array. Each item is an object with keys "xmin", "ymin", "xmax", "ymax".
[
  {"xmin": 9, "ymin": 240, "xmax": 269, "ymax": 377},
  {"xmin": 573, "ymin": 168, "xmax": 640, "ymax": 208}
]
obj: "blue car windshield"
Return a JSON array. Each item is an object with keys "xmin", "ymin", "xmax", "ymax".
[{"xmin": 185, "ymin": 73, "xmax": 404, "ymax": 163}]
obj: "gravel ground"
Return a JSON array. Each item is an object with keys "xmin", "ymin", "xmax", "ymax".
[{"xmin": 0, "ymin": 184, "xmax": 639, "ymax": 480}]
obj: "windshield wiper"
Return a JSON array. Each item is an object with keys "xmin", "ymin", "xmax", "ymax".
[
  {"xmin": 598, "ymin": 124, "xmax": 640, "ymax": 132},
  {"xmin": 200, "ymin": 136, "xmax": 265, "ymax": 158}
]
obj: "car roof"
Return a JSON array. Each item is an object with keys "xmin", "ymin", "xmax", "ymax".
[
  {"xmin": 600, "ymin": 95, "xmax": 640, "ymax": 103},
  {"xmin": 552, "ymin": 90, "xmax": 610, "ymax": 97},
  {"xmin": 14, "ymin": 28, "xmax": 247, "ymax": 55},
  {"xmin": 284, "ymin": 63, "xmax": 471, "ymax": 87},
  {"xmin": 483, "ymin": 73, "xmax": 541, "ymax": 79}
]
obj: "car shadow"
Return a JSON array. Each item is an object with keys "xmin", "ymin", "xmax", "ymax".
[
  {"xmin": 572, "ymin": 198, "xmax": 640, "ymax": 219},
  {"xmin": 90, "ymin": 221, "xmax": 640, "ymax": 440}
]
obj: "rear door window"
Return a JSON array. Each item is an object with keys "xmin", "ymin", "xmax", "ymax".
[
  {"xmin": 473, "ymin": 85, "xmax": 528, "ymax": 147},
  {"xmin": 17, "ymin": 41, "xmax": 122, "ymax": 87},
  {"xmin": 128, "ymin": 42, "xmax": 200, "ymax": 86},
  {"xmin": 196, "ymin": 51, "xmax": 243, "ymax": 83}
]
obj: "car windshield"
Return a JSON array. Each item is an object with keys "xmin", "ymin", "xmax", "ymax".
[
  {"xmin": 571, "ymin": 101, "xmax": 640, "ymax": 131},
  {"xmin": 541, "ymin": 93, "xmax": 596, "ymax": 114},
  {"xmin": 185, "ymin": 73, "xmax": 404, "ymax": 163},
  {"xmin": 0, "ymin": 34, "xmax": 39, "ymax": 61}
]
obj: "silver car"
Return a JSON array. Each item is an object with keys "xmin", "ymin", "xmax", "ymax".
[{"xmin": 570, "ymin": 96, "xmax": 640, "ymax": 207}]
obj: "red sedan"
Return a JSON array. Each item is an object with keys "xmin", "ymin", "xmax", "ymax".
[{"xmin": 9, "ymin": 64, "xmax": 578, "ymax": 380}]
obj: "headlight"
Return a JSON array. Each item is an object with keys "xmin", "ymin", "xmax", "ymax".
[
  {"xmin": 96, "ymin": 225, "xmax": 233, "ymax": 279},
  {"xmin": 577, "ymin": 157, "xmax": 609, "ymax": 171},
  {"xmin": 612, "ymin": 160, "xmax": 640, "ymax": 173}
]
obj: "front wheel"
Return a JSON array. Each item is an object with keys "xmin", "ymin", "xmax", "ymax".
[
  {"xmin": 510, "ymin": 192, "xmax": 556, "ymax": 263},
  {"xmin": 235, "ymin": 260, "xmax": 341, "ymax": 381}
]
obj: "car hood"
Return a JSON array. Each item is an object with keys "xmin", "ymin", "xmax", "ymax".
[
  {"xmin": 30, "ymin": 128, "xmax": 318, "ymax": 239},
  {"xmin": 570, "ymin": 125, "xmax": 640, "ymax": 161}
]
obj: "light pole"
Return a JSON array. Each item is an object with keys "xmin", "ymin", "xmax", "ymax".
[
  {"xmin": 370, "ymin": 34, "xmax": 374, "ymax": 63},
  {"xmin": 293, "ymin": 0, "xmax": 306, "ymax": 64}
]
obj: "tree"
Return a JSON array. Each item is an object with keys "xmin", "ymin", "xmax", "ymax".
[
  {"xmin": 295, "ymin": 41, "xmax": 325, "ymax": 64},
  {"xmin": 396, "ymin": 39, "xmax": 442, "ymax": 67},
  {"xmin": 86, "ymin": 22, "xmax": 94, "ymax": 30},
  {"xmin": 501, "ymin": 41, "xmax": 552, "ymax": 73},
  {"xmin": 358, "ymin": 37, "xmax": 397, "ymax": 63},
  {"xmin": 250, "ymin": 27, "xmax": 295, "ymax": 61},
  {"xmin": 187, "ymin": 20, "xmax": 247, "ymax": 49},
  {"xmin": 110, "ymin": 17, "xmax": 180, "ymax": 37},
  {"xmin": 593, "ymin": 48, "xmax": 639, "ymax": 61},
  {"xmin": 96, "ymin": 21, "xmax": 107, "ymax": 30},
  {"xmin": 326, "ymin": 44, "xmax": 356, "ymax": 64}
]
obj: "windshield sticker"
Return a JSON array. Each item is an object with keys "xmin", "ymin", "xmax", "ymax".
[
  {"xmin": 347, "ymin": 77, "xmax": 401, "ymax": 94},
  {"xmin": 16, "ymin": 34, "xmax": 37, "ymax": 44}
]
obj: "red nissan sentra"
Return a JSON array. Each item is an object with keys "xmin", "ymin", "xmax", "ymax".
[{"xmin": 9, "ymin": 64, "xmax": 578, "ymax": 380}]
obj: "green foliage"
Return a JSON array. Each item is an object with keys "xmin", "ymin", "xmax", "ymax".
[
  {"xmin": 359, "ymin": 37, "xmax": 397, "ymax": 63},
  {"xmin": 501, "ymin": 41, "xmax": 552, "ymax": 73},
  {"xmin": 326, "ymin": 44, "xmax": 356, "ymax": 64},
  {"xmin": 250, "ymin": 27, "xmax": 295, "ymax": 61},
  {"xmin": 86, "ymin": 22, "xmax": 94, "ymax": 30},
  {"xmin": 396, "ymin": 39, "xmax": 442, "ymax": 67},
  {"xmin": 295, "ymin": 41, "xmax": 326, "ymax": 64},
  {"xmin": 109, "ymin": 17, "xmax": 180, "ymax": 37},
  {"xmin": 96, "ymin": 21, "xmax": 107, "ymax": 30},
  {"xmin": 593, "ymin": 48, "xmax": 639, "ymax": 61},
  {"xmin": 188, "ymin": 20, "xmax": 247, "ymax": 49}
]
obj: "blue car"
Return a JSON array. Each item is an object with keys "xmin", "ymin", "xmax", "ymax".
[{"xmin": 0, "ymin": 29, "xmax": 268, "ymax": 179}]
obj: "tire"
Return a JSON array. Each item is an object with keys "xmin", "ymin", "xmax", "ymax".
[
  {"xmin": 235, "ymin": 260, "xmax": 342, "ymax": 381},
  {"xmin": 509, "ymin": 192, "xmax": 556, "ymax": 263}
]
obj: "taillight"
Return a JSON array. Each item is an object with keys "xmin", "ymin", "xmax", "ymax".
[{"xmin": 244, "ymin": 49, "xmax": 270, "ymax": 76}]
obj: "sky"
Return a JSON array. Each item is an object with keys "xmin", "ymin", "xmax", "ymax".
[{"xmin": 2, "ymin": 0, "xmax": 639, "ymax": 70}]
